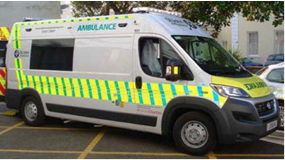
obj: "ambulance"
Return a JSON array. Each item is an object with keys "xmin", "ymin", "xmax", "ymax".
[
  {"xmin": 5, "ymin": 8, "xmax": 281, "ymax": 155},
  {"xmin": 0, "ymin": 27, "xmax": 9, "ymax": 101}
]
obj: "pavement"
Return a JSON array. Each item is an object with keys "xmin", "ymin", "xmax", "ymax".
[{"xmin": 0, "ymin": 102, "xmax": 283, "ymax": 159}]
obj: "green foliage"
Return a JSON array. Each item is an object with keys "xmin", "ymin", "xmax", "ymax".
[
  {"xmin": 71, "ymin": 1, "xmax": 284, "ymax": 37},
  {"xmin": 227, "ymin": 48, "xmax": 243, "ymax": 62}
]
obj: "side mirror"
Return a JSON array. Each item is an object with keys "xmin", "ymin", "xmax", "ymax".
[{"xmin": 165, "ymin": 59, "xmax": 183, "ymax": 81}]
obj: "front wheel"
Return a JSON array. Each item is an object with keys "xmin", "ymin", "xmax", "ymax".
[{"xmin": 173, "ymin": 112, "xmax": 217, "ymax": 156}]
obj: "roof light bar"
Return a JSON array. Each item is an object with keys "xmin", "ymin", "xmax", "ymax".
[{"xmin": 133, "ymin": 7, "xmax": 182, "ymax": 17}]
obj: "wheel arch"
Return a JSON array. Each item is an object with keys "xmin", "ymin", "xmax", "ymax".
[
  {"xmin": 6, "ymin": 88, "xmax": 43, "ymax": 111},
  {"xmin": 161, "ymin": 96, "xmax": 226, "ymax": 141}
]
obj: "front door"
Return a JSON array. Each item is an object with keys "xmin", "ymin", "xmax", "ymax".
[{"xmin": 132, "ymin": 34, "xmax": 189, "ymax": 132}]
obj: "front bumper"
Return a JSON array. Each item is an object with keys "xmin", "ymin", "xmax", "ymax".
[{"xmin": 217, "ymin": 93, "xmax": 281, "ymax": 144}]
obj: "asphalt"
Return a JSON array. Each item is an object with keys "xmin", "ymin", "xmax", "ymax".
[{"xmin": 0, "ymin": 102, "xmax": 283, "ymax": 159}]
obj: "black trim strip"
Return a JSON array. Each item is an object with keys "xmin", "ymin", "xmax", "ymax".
[{"xmin": 46, "ymin": 103, "xmax": 157, "ymax": 127}]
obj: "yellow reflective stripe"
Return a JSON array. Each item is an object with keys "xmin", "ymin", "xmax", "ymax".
[
  {"xmin": 14, "ymin": 59, "xmax": 20, "ymax": 81},
  {"xmin": 17, "ymin": 59, "xmax": 28, "ymax": 88},
  {"xmin": 141, "ymin": 82, "xmax": 151, "ymax": 105},
  {"xmin": 56, "ymin": 77, "xmax": 64, "ymax": 96},
  {"xmin": 12, "ymin": 27, "xmax": 17, "ymax": 49},
  {"xmin": 175, "ymin": 85, "xmax": 184, "ymax": 96},
  {"xmin": 41, "ymin": 76, "xmax": 48, "ymax": 94},
  {"xmin": 16, "ymin": 25, "xmax": 21, "ymax": 49},
  {"xmin": 188, "ymin": 86, "xmax": 198, "ymax": 96},
  {"xmin": 219, "ymin": 96, "xmax": 227, "ymax": 107},
  {"xmin": 71, "ymin": 78, "xmax": 80, "ymax": 98},
  {"xmin": 81, "ymin": 79, "xmax": 90, "ymax": 99},
  {"xmin": 99, "ymin": 80, "xmax": 108, "ymax": 100},
  {"xmin": 34, "ymin": 76, "xmax": 42, "ymax": 94},
  {"xmin": 202, "ymin": 86, "xmax": 214, "ymax": 100},
  {"xmin": 162, "ymin": 84, "xmax": 173, "ymax": 103},
  {"xmin": 48, "ymin": 77, "xmax": 56, "ymax": 95},
  {"xmin": 64, "ymin": 78, "xmax": 72, "ymax": 97},
  {"xmin": 151, "ymin": 83, "xmax": 163, "ymax": 106},
  {"xmin": 27, "ymin": 76, "xmax": 34, "ymax": 88},
  {"xmin": 117, "ymin": 81, "xmax": 127, "ymax": 102},
  {"xmin": 108, "ymin": 80, "xmax": 116, "ymax": 100},
  {"xmin": 128, "ymin": 82, "xmax": 134, "ymax": 102},
  {"xmin": 89, "ymin": 79, "xmax": 98, "ymax": 99}
]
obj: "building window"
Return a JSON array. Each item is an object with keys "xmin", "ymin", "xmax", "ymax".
[
  {"xmin": 274, "ymin": 30, "xmax": 284, "ymax": 54},
  {"xmin": 30, "ymin": 39, "xmax": 74, "ymax": 71},
  {"xmin": 248, "ymin": 32, "xmax": 258, "ymax": 56}
]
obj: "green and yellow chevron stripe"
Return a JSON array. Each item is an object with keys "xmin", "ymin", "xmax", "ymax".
[{"xmin": 14, "ymin": 58, "xmax": 227, "ymax": 107}]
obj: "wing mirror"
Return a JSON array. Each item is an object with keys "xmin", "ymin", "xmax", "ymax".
[
  {"xmin": 165, "ymin": 59, "xmax": 183, "ymax": 81},
  {"xmin": 165, "ymin": 59, "xmax": 194, "ymax": 81}
]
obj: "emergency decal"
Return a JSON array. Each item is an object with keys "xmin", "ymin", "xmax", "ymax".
[
  {"xmin": 77, "ymin": 23, "xmax": 117, "ymax": 31},
  {"xmin": 212, "ymin": 76, "xmax": 271, "ymax": 98},
  {"xmin": 0, "ymin": 69, "xmax": 6, "ymax": 96},
  {"xmin": 0, "ymin": 27, "xmax": 10, "ymax": 41},
  {"xmin": 244, "ymin": 81, "xmax": 267, "ymax": 91},
  {"xmin": 14, "ymin": 59, "xmax": 227, "ymax": 107}
]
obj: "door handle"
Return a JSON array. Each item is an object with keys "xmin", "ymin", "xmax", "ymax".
[{"xmin": 135, "ymin": 76, "xmax": 142, "ymax": 89}]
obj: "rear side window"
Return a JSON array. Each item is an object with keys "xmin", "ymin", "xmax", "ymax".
[
  {"xmin": 30, "ymin": 39, "xmax": 74, "ymax": 71},
  {"xmin": 0, "ymin": 41, "xmax": 7, "ymax": 67}
]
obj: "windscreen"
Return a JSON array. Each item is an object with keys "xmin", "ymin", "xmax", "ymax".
[{"xmin": 173, "ymin": 36, "xmax": 251, "ymax": 77}]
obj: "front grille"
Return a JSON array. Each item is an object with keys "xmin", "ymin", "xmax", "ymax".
[{"xmin": 255, "ymin": 100, "xmax": 275, "ymax": 116}]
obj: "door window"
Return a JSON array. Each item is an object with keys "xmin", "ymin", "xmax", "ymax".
[{"xmin": 139, "ymin": 37, "xmax": 181, "ymax": 78}]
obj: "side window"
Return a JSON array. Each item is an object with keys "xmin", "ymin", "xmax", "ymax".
[
  {"xmin": 139, "ymin": 37, "xmax": 181, "ymax": 78},
  {"xmin": 0, "ymin": 41, "xmax": 7, "ymax": 67},
  {"xmin": 30, "ymin": 39, "xmax": 74, "ymax": 71},
  {"xmin": 267, "ymin": 68, "xmax": 284, "ymax": 83}
]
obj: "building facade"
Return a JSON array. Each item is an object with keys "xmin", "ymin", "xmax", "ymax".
[
  {"xmin": 217, "ymin": 13, "xmax": 284, "ymax": 63},
  {"xmin": 0, "ymin": 1, "xmax": 61, "ymax": 28}
]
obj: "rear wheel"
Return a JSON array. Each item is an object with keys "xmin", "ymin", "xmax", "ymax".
[
  {"xmin": 21, "ymin": 96, "xmax": 46, "ymax": 126},
  {"xmin": 173, "ymin": 112, "xmax": 217, "ymax": 156}
]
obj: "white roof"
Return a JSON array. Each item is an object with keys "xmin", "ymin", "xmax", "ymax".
[{"xmin": 14, "ymin": 13, "xmax": 212, "ymax": 40}]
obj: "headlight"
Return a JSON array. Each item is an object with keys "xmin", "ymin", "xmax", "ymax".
[{"xmin": 210, "ymin": 84, "xmax": 250, "ymax": 98}]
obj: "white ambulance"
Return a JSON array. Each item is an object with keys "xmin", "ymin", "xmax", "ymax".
[{"xmin": 5, "ymin": 8, "xmax": 280, "ymax": 155}]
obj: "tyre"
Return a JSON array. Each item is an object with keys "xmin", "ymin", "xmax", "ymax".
[
  {"xmin": 173, "ymin": 112, "xmax": 217, "ymax": 156},
  {"xmin": 21, "ymin": 96, "xmax": 46, "ymax": 126}
]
